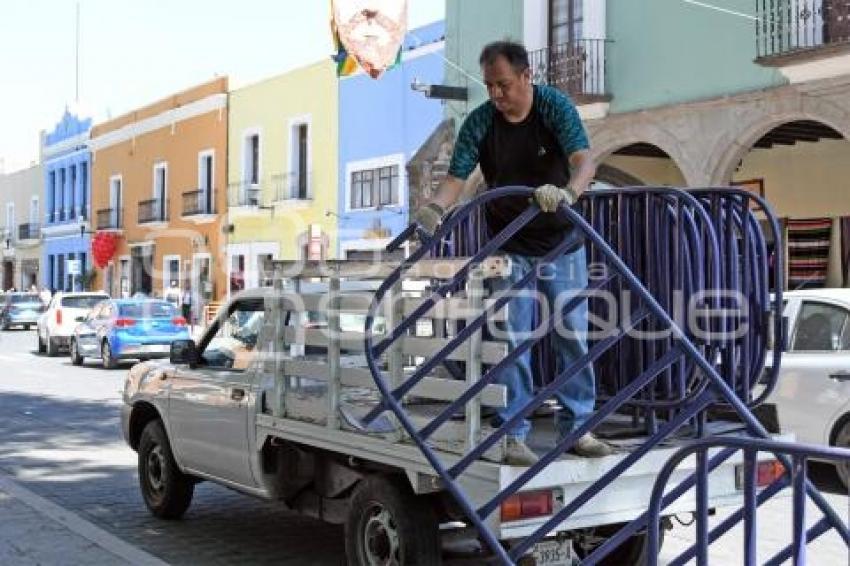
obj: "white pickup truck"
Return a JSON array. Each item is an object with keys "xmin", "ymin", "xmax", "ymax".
[{"xmin": 121, "ymin": 257, "xmax": 777, "ymax": 565}]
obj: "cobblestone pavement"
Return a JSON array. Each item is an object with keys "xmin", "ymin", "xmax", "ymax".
[{"xmin": 0, "ymin": 328, "xmax": 847, "ymax": 565}]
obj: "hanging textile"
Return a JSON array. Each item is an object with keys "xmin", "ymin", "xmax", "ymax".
[
  {"xmin": 841, "ymin": 216, "xmax": 850, "ymax": 287},
  {"xmin": 786, "ymin": 217, "xmax": 832, "ymax": 289},
  {"xmin": 331, "ymin": 0, "xmax": 407, "ymax": 79}
]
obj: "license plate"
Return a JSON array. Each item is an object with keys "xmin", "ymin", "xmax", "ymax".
[
  {"xmin": 142, "ymin": 344, "xmax": 169, "ymax": 353},
  {"xmin": 532, "ymin": 539, "xmax": 577, "ymax": 566}
]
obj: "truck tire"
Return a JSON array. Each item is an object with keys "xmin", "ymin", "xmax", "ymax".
[
  {"xmin": 834, "ymin": 419, "xmax": 850, "ymax": 490},
  {"xmin": 37, "ymin": 332, "xmax": 46, "ymax": 353},
  {"xmin": 345, "ymin": 475, "xmax": 440, "ymax": 566},
  {"xmin": 138, "ymin": 420, "xmax": 194, "ymax": 519}
]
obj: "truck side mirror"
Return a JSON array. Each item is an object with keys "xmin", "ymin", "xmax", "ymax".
[{"xmin": 170, "ymin": 340, "xmax": 198, "ymax": 366}]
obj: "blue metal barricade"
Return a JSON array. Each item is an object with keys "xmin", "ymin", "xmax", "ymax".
[
  {"xmin": 644, "ymin": 437, "xmax": 850, "ymax": 566},
  {"xmin": 362, "ymin": 186, "xmax": 836, "ymax": 564}
]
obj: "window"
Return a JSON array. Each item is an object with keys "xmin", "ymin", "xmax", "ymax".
[
  {"xmin": 69, "ymin": 165, "xmax": 77, "ymax": 219},
  {"xmin": 61, "ymin": 295, "xmax": 108, "ymax": 309},
  {"xmin": 199, "ymin": 299, "xmax": 265, "ymax": 370},
  {"xmin": 5, "ymin": 202, "xmax": 14, "ymax": 243},
  {"xmin": 80, "ymin": 162, "xmax": 88, "ymax": 219},
  {"xmin": 154, "ymin": 163, "xmax": 167, "ymax": 220},
  {"xmin": 110, "ymin": 176, "xmax": 123, "ymax": 227},
  {"xmin": 550, "ymin": 0, "xmax": 583, "ymax": 45},
  {"xmin": 245, "ymin": 134, "xmax": 260, "ymax": 185},
  {"xmin": 59, "ymin": 168, "xmax": 66, "ymax": 220},
  {"xmin": 48, "ymin": 171, "xmax": 56, "ymax": 221},
  {"xmin": 199, "ymin": 151, "xmax": 214, "ymax": 213},
  {"xmin": 30, "ymin": 196, "xmax": 39, "ymax": 226},
  {"xmin": 792, "ymin": 301, "xmax": 850, "ymax": 351},
  {"xmin": 296, "ymin": 124, "xmax": 308, "ymax": 199},
  {"xmin": 350, "ymin": 165, "xmax": 399, "ymax": 210},
  {"xmin": 119, "ymin": 301, "xmax": 176, "ymax": 318}
]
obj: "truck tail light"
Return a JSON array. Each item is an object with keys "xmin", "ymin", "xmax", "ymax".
[
  {"xmin": 500, "ymin": 490, "xmax": 554, "ymax": 522},
  {"xmin": 115, "ymin": 318, "xmax": 136, "ymax": 328},
  {"xmin": 56, "ymin": 309, "xmax": 62, "ymax": 325},
  {"xmin": 171, "ymin": 316, "xmax": 187, "ymax": 326},
  {"xmin": 735, "ymin": 460, "xmax": 787, "ymax": 489}
]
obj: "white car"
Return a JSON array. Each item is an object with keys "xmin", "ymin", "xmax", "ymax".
[
  {"xmin": 767, "ymin": 288, "xmax": 850, "ymax": 488},
  {"xmin": 37, "ymin": 291, "xmax": 110, "ymax": 356}
]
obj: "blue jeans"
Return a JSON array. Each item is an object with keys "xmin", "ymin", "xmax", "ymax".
[{"xmin": 487, "ymin": 248, "xmax": 595, "ymax": 440}]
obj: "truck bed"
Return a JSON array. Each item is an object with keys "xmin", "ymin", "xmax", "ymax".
[{"xmin": 257, "ymin": 405, "xmax": 772, "ymax": 538}]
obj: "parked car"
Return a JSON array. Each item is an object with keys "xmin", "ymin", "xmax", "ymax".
[
  {"xmin": 37, "ymin": 291, "xmax": 110, "ymax": 356},
  {"xmin": 70, "ymin": 299, "xmax": 190, "ymax": 369},
  {"xmin": 1, "ymin": 293, "xmax": 46, "ymax": 330},
  {"xmin": 767, "ymin": 288, "xmax": 850, "ymax": 488}
]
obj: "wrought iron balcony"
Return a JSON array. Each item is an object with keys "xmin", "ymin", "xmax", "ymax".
[
  {"xmin": 96, "ymin": 208, "xmax": 122, "ymax": 230},
  {"xmin": 138, "ymin": 198, "xmax": 167, "ymax": 224},
  {"xmin": 273, "ymin": 171, "xmax": 313, "ymax": 202},
  {"xmin": 17, "ymin": 223, "xmax": 40, "ymax": 241},
  {"xmin": 182, "ymin": 189, "xmax": 216, "ymax": 217},
  {"xmin": 756, "ymin": 0, "xmax": 850, "ymax": 61},
  {"xmin": 228, "ymin": 182, "xmax": 262, "ymax": 207},
  {"xmin": 528, "ymin": 39, "xmax": 611, "ymax": 102}
]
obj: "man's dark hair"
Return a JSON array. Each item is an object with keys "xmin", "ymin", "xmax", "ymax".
[{"xmin": 479, "ymin": 41, "xmax": 530, "ymax": 73}]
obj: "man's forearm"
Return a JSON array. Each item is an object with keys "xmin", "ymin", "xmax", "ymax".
[{"xmin": 568, "ymin": 150, "xmax": 597, "ymax": 195}]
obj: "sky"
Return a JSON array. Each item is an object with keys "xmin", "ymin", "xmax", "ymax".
[{"xmin": 0, "ymin": 0, "xmax": 445, "ymax": 174}]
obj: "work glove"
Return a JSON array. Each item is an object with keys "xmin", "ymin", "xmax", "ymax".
[
  {"xmin": 413, "ymin": 203, "xmax": 445, "ymax": 236},
  {"xmin": 534, "ymin": 184, "xmax": 578, "ymax": 213}
]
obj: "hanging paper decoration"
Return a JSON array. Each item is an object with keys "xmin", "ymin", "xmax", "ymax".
[
  {"xmin": 91, "ymin": 232, "xmax": 119, "ymax": 269},
  {"xmin": 331, "ymin": 0, "xmax": 407, "ymax": 79}
]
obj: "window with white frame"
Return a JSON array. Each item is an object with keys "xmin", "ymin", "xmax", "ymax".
[
  {"xmin": 350, "ymin": 165, "xmax": 400, "ymax": 210},
  {"xmin": 153, "ymin": 163, "xmax": 167, "ymax": 219},
  {"xmin": 289, "ymin": 120, "xmax": 310, "ymax": 199},
  {"xmin": 245, "ymin": 133, "xmax": 260, "ymax": 185},
  {"xmin": 198, "ymin": 151, "xmax": 214, "ymax": 214},
  {"xmin": 5, "ymin": 203, "xmax": 14, "ymax": 239}
]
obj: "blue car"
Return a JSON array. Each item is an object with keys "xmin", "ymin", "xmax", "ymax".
[{"xmin": 70, "ymin": 299, "xmax": 190, "ymax": 369}]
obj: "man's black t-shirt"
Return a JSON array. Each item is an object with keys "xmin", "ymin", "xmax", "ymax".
[{"xmin": 448, "ymin": 85, "xmax": 589, "ymax": 256}]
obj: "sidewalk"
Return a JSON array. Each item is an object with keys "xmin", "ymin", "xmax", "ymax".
[{"xmin": 0, "ymin": 473, "xmax": 167, "ymax": 566}]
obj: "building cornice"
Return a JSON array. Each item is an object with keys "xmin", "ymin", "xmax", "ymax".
[
  {"xmin": 43, "ymin": 132, "xmax": 90, "ymax": 160},
  {"xmin": 89, "ymin": 94, "xmax": 227, "ymax": 153}
]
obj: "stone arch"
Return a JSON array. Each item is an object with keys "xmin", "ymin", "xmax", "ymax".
[
  {"xmin": 708, "ymin": 97, "xmax": 850, "ymax": 186},
  {"xmin": 589, "ymin": 123, "xmax": 702, "ymax": 187}
]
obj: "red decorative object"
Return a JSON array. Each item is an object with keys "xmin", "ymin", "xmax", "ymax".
[{"xmin": 91, "ymin": 232, "xmax": 119, "ymax": 268}]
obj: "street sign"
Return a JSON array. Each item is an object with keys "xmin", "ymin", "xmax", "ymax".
[{"xmin": 67, "ymin": 259, "xmax": 81, "ymax": 276}]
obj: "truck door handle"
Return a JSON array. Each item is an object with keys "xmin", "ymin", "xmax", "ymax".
[
  {"xmin": 231, "ymin": 388, "xmax": 246, "ymax": 401},
  {"xmin": 829, "ymin": 372, "xmax": 850, "ymax": 382}
]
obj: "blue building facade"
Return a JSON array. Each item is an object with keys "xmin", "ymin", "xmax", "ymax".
[
  {"xmin": 42, "ymin": 110, "xmax": 93, "ymax": 292},
  {"xmin": 337, "ymin": 21, "xmax": 445, "ymax": 258}
]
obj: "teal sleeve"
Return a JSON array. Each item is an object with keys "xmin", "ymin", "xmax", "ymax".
[
  {"xmin": 537, "ymin": 85, "xmax": 590, "ymax": 156},
  {"xmin": 448, "ymin": 103, "xmax": 493, "ymax": 180}
]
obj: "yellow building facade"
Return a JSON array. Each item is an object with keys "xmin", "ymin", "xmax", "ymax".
[{"xmin": 226, "ymin": 61, "xmax": 338, "ymax": 294}]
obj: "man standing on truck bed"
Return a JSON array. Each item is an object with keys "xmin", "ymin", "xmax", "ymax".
[{"xmin": 414, "ymin": 40, "xmax": 611, "ymax": 466}]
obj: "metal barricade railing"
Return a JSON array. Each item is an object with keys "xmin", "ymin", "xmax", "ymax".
[
  {"xmin": 644, "ymin": 437, "xmax": 850, "ymax": 566},
  {"xmin": 356, "ymin": 186, "xmax": 816, "ymax": 564}
]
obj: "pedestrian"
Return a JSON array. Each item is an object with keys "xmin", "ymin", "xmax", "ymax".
[
  {"xmin": 414, "ymin": 40, "xmax": 609, "ymax": 465},
  {"xmin": 181, "ymin": 283, "xmax": 193, "ymax": 328}
]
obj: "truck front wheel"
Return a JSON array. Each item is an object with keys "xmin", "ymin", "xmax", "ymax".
[
  {"xmin": 345, "ymin": 475, "xmax": 441, "ymax": 566},
  {"xmin": 138, "ymin": 420, "xmax": 194, "ymax": 519}
]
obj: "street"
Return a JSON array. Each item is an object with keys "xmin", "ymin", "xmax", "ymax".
[{"xmin": 0, "ymin": 328, "xmax": 847, "ymax": 565}]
